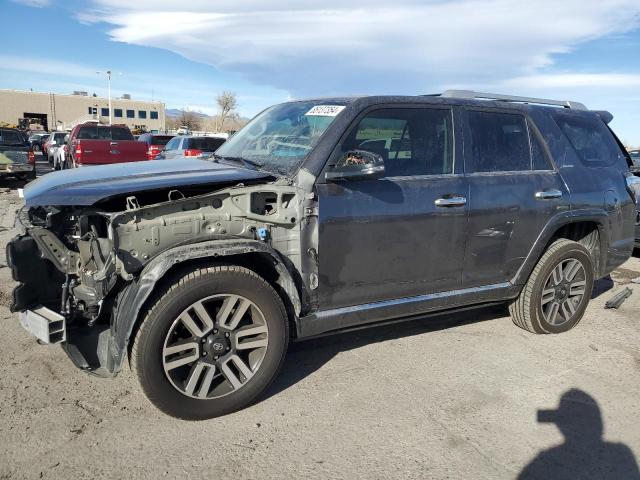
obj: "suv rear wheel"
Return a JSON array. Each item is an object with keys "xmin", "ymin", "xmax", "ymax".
[
  {"xmin": 131, "ymin": 265, "xmax": 289, "ymax": 420},
  {"xmin": 510, "ymin": 239, "xmax": 594, "ymax": 334}
]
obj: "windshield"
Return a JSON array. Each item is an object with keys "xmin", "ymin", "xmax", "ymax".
[{"xmin": 215, "ymin": 101, "xmax": 346, "ymax": 176}]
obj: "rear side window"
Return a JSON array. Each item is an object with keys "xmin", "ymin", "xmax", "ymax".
[
  {"xmin": 188, "ymin": 137, "xmax": 226, "ymax": 151},
  {"xmin": 466, "ymin": 111, "xmax": 530, "ymax": 172},
  {"xmin": 553, "ymin": 113, "xmax": 625, "ymax": 167}
]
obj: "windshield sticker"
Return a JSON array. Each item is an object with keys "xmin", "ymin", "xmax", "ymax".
[{"xmin": 305, "ymin": 105, "xmax": 346, "ymax": 117}]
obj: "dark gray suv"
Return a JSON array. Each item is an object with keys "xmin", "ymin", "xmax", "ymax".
[{"xmin": 7, "ymin": 91, "xmax": 639, "ymax": 419}]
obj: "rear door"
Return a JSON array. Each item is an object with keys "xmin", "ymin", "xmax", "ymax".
[{"xmin": 461, "ymin": 108, "xmax": 569, "ymax": 288}]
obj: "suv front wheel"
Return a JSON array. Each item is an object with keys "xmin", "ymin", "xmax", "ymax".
[
  {"xmin": 131, "ymin": 265, "xmax": 289, "ymax": 420},
  {"xmin": 510, "ymin": 239, "xmax": 594, "ymax": 334}
]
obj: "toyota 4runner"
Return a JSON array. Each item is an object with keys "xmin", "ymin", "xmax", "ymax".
[{"xmin": 7, "ymin": 91, "xmax": 640, "ymax": 419}]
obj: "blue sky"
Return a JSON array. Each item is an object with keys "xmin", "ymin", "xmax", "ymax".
[{"xmin": 1, "ymin": 0, "xmax": 640, "ymax": 145}]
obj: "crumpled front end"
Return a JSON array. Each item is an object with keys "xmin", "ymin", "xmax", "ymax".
[{"xmin": 7, "ymin": 179, "xmax": 305, "ymax": 376}]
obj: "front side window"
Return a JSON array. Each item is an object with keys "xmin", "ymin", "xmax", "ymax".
[
  {"xmin": 341, "ymin": 108, "xmax": 454, "ymax": 177},
  {"xmin": 553, "ymin": 113, "xmax": 625, "ymax": 167},
  {"xmin": 466, "ymin": 111, "xmax": 530, "ymax": 172},
  {"xmin": 215, "ymin": 101, "xmax": 346, "ymax": 176}
]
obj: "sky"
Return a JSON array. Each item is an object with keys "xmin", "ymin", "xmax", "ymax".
[{"xmin": 1, "ymin": 0, "xmax": 640, "ymax": 144}]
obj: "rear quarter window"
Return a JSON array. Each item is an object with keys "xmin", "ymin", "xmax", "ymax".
[{"xmin": 553, "ymin": 113, "xmax": 625, "ymax": 168}]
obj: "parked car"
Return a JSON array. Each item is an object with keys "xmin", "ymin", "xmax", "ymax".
[
  {"xmin": 28, "ymin": 132, "xmax": 49, "ymax": 152},
  {"xmin": 159, "ymin": 135, "xmax": 226, "ymax": 160},
  {"xmin": 43, "ymin": 131, "xmax": 67, "ymax": 163},
  {"xmin": 7, "ymin": 91, "xmax": 639, "ymax": 419},
  {"xmin": 51, "ymin": 134, "xmax": 70, "ymax": 170},
  {"xmin": 0, "ymin": 128, "xmax": 35, "ymax": 181},
  {"xmin": 68, "ymin": 123, "xmax": 148, "ymax": 167},
  {"xmin": 137, "ymin": 133, "xmax": 175, "ymax": 160},
  {"xmin": 629, "ymin": 150, "xmax": 640, "ymax": 170}
]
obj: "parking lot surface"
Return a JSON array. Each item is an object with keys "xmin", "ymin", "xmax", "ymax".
[{"xmin": 0, "ymin": 162, "xmax": 639, "ymax": 479}]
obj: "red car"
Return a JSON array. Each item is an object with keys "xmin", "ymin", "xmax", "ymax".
[{"xmin": 68, "ymin": 123, "xmax": 148, "ymax": 167}]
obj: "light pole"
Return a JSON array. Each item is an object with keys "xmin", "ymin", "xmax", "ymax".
[{"xmin": 97, "ymin": 70, "xmax": 113, "ymax": 125}]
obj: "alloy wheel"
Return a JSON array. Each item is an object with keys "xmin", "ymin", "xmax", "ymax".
[
  {"xmin": 162, "ymin": 294, "xmax": 269, "ymax": 399},
  {"xmin": 540, "ymin": 258, "xmax": 587, "ymax": 327}
]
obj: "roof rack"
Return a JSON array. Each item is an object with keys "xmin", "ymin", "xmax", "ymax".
[{"xmin": 439, "ymin": 90, "xmax": 588, "ymax": 111}]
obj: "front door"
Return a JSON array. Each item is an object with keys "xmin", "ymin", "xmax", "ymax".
[{"xmin": 316, "ymin": 106, "xmax": 469, "ymax": 310}]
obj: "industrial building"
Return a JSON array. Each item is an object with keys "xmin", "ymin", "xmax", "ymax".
[{"xmin": 0, "ymin": 89, "xmax": 166, "ymax": 132}]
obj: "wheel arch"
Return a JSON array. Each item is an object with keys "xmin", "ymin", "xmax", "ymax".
[
  {"xmin": 512, "ymin": 209, "xmax": 610, "ymax": 287},
  {"xmin": 105, "ymin": 239, "xmax": 304, "ymax": 374}
]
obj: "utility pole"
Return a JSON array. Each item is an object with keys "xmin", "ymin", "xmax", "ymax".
[{"xmin": 97, "ymin": 70, "xmax": 114, "ymax": 125}]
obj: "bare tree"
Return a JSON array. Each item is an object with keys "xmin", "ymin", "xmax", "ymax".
[
  {"xmin": 216, "ymin": 91, "xmax": 238, "ymax": 132},
  {"xmin": 178, "ymin": 110, "xmax": 201, "ymax": 131}
]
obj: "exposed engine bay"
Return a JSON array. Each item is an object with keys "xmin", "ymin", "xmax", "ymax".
[{"xmin": 10, "ymin": 180, "xmax": 305, "ymax": 328}]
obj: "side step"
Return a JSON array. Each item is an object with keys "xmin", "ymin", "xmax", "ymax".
[{"xmin": 19, "ymin": 306, "xmax": 66, "ymax": 344}]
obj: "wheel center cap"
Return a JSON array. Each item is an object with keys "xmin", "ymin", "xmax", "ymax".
[{"xmin": 204, "ymin": 334, "xmax": 230, "ymax": 357}]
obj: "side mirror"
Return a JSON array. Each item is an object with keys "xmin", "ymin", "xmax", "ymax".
[{"xmin": 325, "ymin": 150, "xmax": 385, "ymax": 181}]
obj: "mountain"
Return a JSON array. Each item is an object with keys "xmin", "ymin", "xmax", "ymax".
[{"xmin": 165, "ymin": 109, "xmax": 212, "ymax": 119}]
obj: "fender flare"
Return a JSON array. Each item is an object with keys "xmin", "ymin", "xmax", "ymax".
[
  {"xmin": 105, "ymin": 239, "xmax": 303, "ymax": 374},
  {"xmin": 511, "ymin": 208, "xmax": 610, "ymax": 286}
]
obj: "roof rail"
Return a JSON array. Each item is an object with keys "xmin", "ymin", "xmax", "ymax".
[{"xmin": 439, "ymin": 90, "xmax": 588, "ymax": 111}]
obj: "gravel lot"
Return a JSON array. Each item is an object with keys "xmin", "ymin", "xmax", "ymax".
[{"xmin": 0, "ymin": 160, "xmax": 639, "ymax": 479}]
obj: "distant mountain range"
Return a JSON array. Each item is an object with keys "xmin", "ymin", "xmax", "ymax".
[{"xmin": 165, "ymin": 108, "xmax": 212, "ymax": 119}]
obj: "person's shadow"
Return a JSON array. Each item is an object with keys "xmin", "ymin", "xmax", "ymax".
[{"xmin": 519, "ymin": 389, "xmax": 640, "ymax": 480}]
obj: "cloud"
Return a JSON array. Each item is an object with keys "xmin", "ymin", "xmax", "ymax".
[
  {"xmin": 79, "ymin": 0, "xmax": 640, "ymax": 96},
  {"xmin": 10, "ymin": 0, "xmax": 51, "ymax": 7},
  {"xmin": 500, "ymin": 73, "xmax": 640, "ymax": 89}
]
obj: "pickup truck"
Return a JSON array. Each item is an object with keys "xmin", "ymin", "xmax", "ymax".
[
  {"xmin": 68, "ymin": 123, "xmax": 148, "ymax": 167},
  {"xmin": 0, "ymin": 128, "xmax": 36, "ymax": 180}
]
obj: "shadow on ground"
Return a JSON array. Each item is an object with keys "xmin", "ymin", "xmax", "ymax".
[
  {"xmin": 265, "ymin": 304, "xmax": 507, "ymax": 400},
  {"xmin": 519, "ymin": 389, "xmax": 640, "ymax": 480}
]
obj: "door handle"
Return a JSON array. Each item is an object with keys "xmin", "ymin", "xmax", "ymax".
[
  {"xmin": 434, "ymin": 196, "xmax": 467, "ymax": 207},
  {"xmin": 110, "ymin": 142, "xmax": 118, "ymax": 146},
  {"xmin": 535, "ymin": 189, "xmax": 562, "ymax": 200}
]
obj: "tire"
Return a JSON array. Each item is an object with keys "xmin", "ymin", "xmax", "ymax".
[
  {"xmin": 131, "ymin": 264, "xmax": 289, "ymax": 420},
  {"xmin": 510, "ymin": 239, "xmax": 594, "ymax": 334}
]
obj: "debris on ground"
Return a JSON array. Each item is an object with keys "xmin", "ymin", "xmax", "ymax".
[{"xmin": 604, "ymin": 287, "xmax": 633, "ymax": 309}]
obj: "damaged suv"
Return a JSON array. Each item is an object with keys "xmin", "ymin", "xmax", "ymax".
[{"xmin": 7, "ymin": 91, "xmax": 639, "ymax": 419}]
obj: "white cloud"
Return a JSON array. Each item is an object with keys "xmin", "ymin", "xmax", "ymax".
[
  {"xmin": 10, "ymin": 0, "xmax": 51, "ymax": 7},
  {"xmin": 501, "ymin": 73, "xmax": 640, "ymax": 89},
  {"xmin": 80, "ymin": 0, "xmax": 640, "ymax": 95}
]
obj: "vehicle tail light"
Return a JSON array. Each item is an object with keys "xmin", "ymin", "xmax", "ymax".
[
  {"xmin": 75, "ymin": 142, "xmax": 83, "ymax": 163},
  {"xmin": 28, "ymin": 149, "xmax": 35, "ymax": 164},
  {"xmin": 147, "ymin": 146, "xmax": 162, "ymax": 160},
  {"xmin": 183, "ymin": 149, "xmax": 202, "ymax": 157}
]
